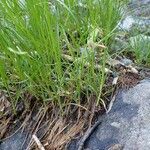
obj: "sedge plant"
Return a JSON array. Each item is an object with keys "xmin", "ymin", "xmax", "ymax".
[{"xmin": 0, "ymin": 0, "xmax": 125, "ymax": 112}]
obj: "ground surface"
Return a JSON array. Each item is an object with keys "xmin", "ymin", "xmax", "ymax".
[
  {"xmin": 0, "ymin": 0, "xmax": 150, "ymax": 150},
  {"xmin": 83, "ymin": 79, "xmax": 150, "ymax": 150}
]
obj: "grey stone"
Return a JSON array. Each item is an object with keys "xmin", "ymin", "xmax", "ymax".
[
  {"xmin": 0, "ymin": 131, "xmax": 30, "ymax": 150},
  {"xmin": 113, "ymin": 0, "xmax": 150, "ymax": 51},
  {"xmin": 85, "ymin": 80, "xmax": 150, "ymax": 150},
  {"xmin": 120, "ymin": 58, "xmax": 133, "ymax": 66},
  {"xmin": 119, "ymin": 0, "xmax": 150, "ymax": 32}
]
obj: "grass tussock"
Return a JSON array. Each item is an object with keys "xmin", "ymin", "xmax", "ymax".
[
  {"xmin": 0, "ymin": 0, "xmax": 126, "ymax": 149},
  {"xmin": 129, "ymin": 34, "xmax": 150, "ymax": 66}
]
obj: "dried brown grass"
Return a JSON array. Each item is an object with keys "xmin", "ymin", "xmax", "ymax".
[{"xmin": 18, "ymin": 96, "xmax": 102, "ymax": 150}]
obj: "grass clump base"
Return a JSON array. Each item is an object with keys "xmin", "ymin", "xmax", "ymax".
[{"xmin": 0, "ymin": 0, "xmax": 126, "ymax": 149}]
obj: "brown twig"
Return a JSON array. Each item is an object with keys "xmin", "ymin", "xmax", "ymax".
[
  {"xmin": 77, "ymin": 115, "xmax": 105, "ymax": 150},
  {"xmin": 32, "ymin": 134, "xmax": 45, "ymax": 150}
]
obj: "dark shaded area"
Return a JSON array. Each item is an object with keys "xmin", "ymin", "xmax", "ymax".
[
  {"xmin": 68, "ymin": 89, "xmax": 140, "ymax": 150},
  {"xmin": 110, "ymin": 92, "xmax": 139, "ymax": 121},
  {"xmin": 0, "ymin": 131, "xmax": 31, "ymax": 150}
]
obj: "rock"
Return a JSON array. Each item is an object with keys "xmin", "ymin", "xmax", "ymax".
[
  {"xmin": 129, "ymin": 0, "xmax": 150, "ymax": 13},
  {"xmin": 120, "ymin": 0, "xmax": 150, "ymax": 33},
  {"xmin": 119, "ymin": 16, "xmax": 135, "ymax": 31},
  {"xmin": 120, "ymin": 58, "xmax": 133, "ymax": 66},
  {"xmin": 0, "ymin": 131, "xmax": 30, "ymax": 150},
  {"xmin": 84, "ymin": 79, "xmax": 150, "ymax": 150},
  {"xmin": 113, "ymin": 0, "xmax": 150, "ymax": 52}
]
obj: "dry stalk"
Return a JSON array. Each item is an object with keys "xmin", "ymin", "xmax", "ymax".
[{"xmin": 32, "ymin": 134, "xmax": 45, "ymax": 150}]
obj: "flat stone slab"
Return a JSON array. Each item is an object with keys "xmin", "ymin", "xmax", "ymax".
[
  {"xmin": 0, "ymin": 131, "xmax": 29, "ymax": 150},
  {"xmin": 84, "ymin": 79, "xmax": 150, "ymax": 150}
]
